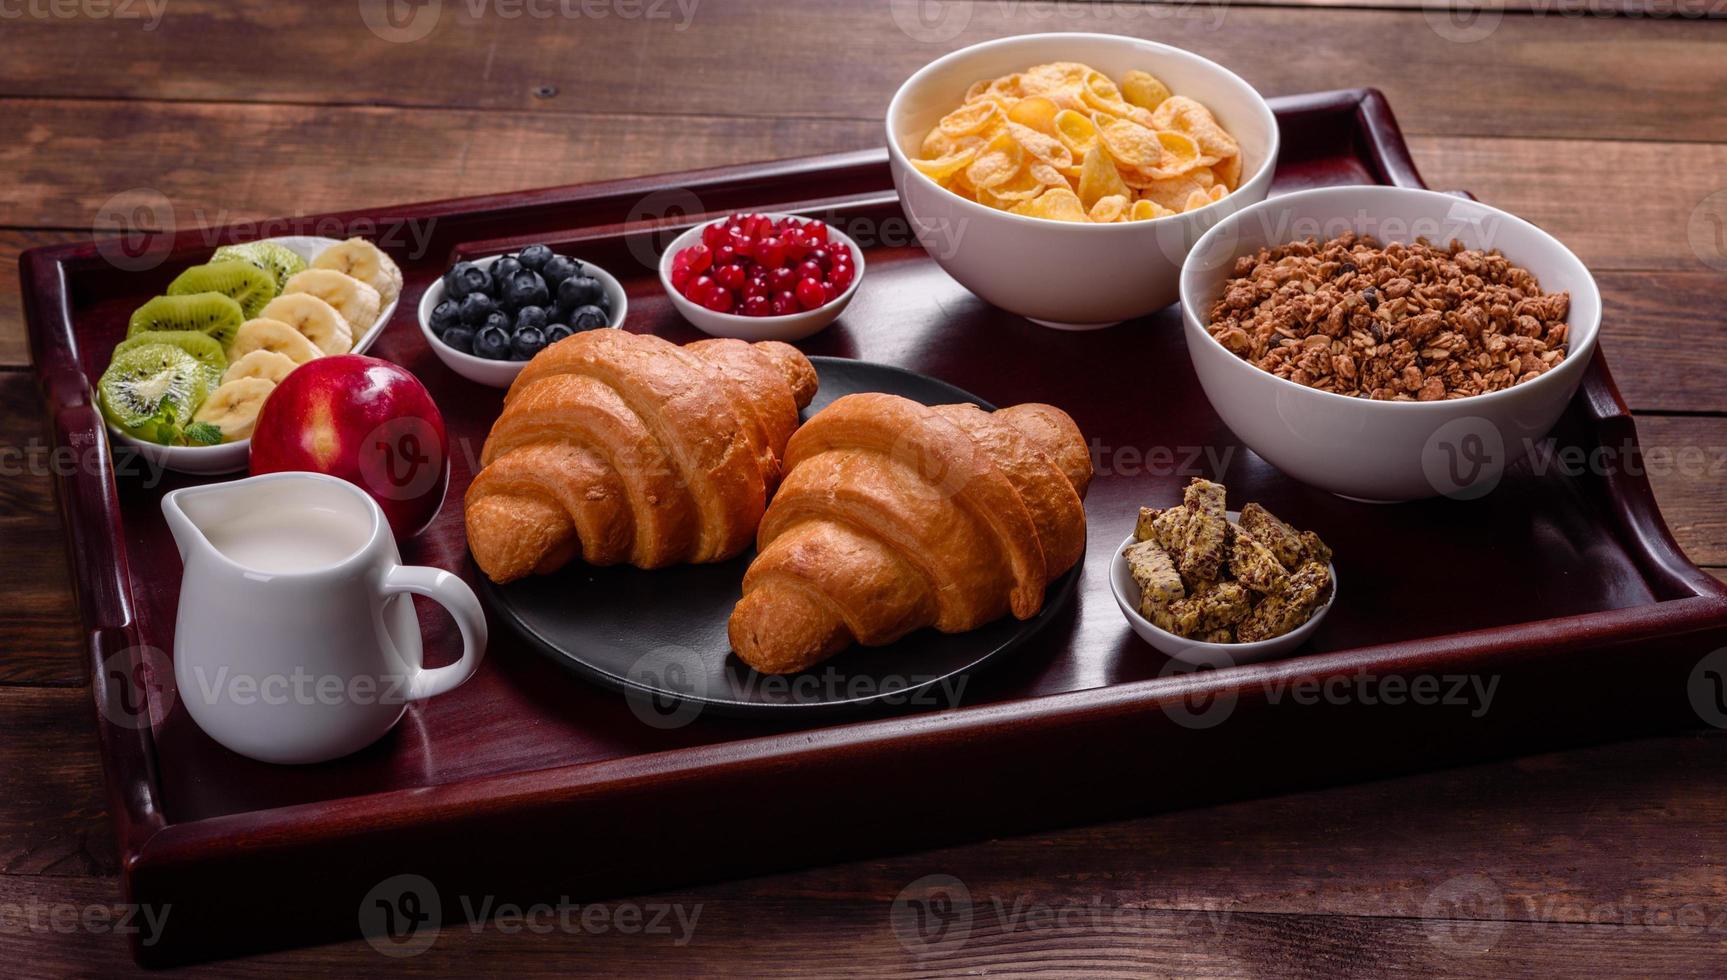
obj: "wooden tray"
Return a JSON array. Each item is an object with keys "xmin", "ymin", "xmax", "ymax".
[{"xmin": 25, "ymin": 89, "xmax": 1727, "ymax": 966}]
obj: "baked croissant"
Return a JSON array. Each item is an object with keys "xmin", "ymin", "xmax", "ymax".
[
  {"xmin": 464, "ymin": 330, "xmax": 818, "ymax": 583},
  {"xmin": 728, "ymin": 393, "xmax": 1092, "ymax": 674}
]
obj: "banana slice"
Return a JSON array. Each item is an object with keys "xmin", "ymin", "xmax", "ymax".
[
  {"xmin": 230, "ymin": 317, "xmax": 325, "ymax": 364},
  {"xmin": 312, "ymin": 237, "xmax": 402, "ymax": 308},
  {"xmin": 282, "ymin": 269, "xmax": 380, "ymax": 337},
  {"xmin": 222, "ymin": 348, "xmax": 300, "ymax": 386},
  {"xmin": 193, "ymin": 377, "xmax": 276, "ymax": 443},
  {"xmin": 259, "ymin": 294, "xmax": 353, "ymax": 355}
]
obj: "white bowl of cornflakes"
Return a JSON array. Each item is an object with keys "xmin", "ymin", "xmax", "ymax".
[{"xmin": 886, "ymin": 33, "xmax": 1278, "ymax": 330}]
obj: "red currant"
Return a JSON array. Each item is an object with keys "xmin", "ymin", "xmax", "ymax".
[
  {"xmin": 671, "ymin": 264, "xmax": 692, "ymax": 291},
  {"xmin": 702, "ymin": 286, "xmax": 735, "ymax": 314},
  {"xmin": 714, "ymin": 263, "xmax": 747, "ymax": 291},
  {"xmin": 683, "ymin": 274, "xmax": 715, "ymax": 303},
  {"xmin": 754, "ymin": 236, "xmax": 787, "ymax": 269},
  {"xmin": 715, "ymin": 244, "xmax": 740, "ymax": 267},
  {"xmin": 683, "ymin": 243, "xmax": 712, "ymax": 274},
  {"xmin": 803, "ymin": 220, "xmax": 829, "ymax": 244},
  {"xmin": 830, "ymin": 262, "xmax": 854, "ymax": 290},
  {"xmin": 744, "ymin": 275, "xmax": 770, "ymax": 299},
  {"xmin": 771, "ymin": 290, "xmax": 799, "ymax": 316},
  {"xmin": 808, "ymin": 248, "xmax": 832, "ymax": 272},
  {"xmin": 742, "ymin": 295, "xmax": 771, "ymax": 317},
  {"xmin": 795, "ymin": 276, "xmax": 826, "ymax": 310},
  {"xmin": 701, "ymin": 223, "xmax": 727, "ymax": 249},
  {"xmin": 795, "ymin": 259, "xmax": 823, "ymax": 282},
  {"xmin": 768, "ymin": 266, "xmax": 797, "ymax": 292}
]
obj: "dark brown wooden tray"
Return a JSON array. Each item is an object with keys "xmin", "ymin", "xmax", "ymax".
[{"xmin": 25, "ymin": 89, "xmax": 1727, "ymax": 966}]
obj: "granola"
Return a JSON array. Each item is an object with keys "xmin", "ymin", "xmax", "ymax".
[
  {"xmin": 1124, "ymin": 478, "xmax": 1334, "ymax": 644},
  {"xmin": 1206, "ymin": 233, "xmax": 1569, "ymax": 400}
]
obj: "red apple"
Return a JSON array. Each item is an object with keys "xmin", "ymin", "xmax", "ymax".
[{"xmin": 250, "ymin": 355, "xmax": 450, "ymax": 538}]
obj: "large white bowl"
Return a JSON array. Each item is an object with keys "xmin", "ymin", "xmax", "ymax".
[
  {"xmin": 417, "ymin": 251, "xmax": 627, "ymax": 388},
  {"xmin": 657, "ymin": 213, "xmax": 864, "ymax": 342},
  {"xmin": 107, "ymin": 235, "xmax": 401, "ymax": 476},
  {"xmin": 1180, "ymin": 185, "xmax": 1602, "ymax": 502},
  {"xmin": 885, "ymin": 33, "xmax": 1278, "ymax": 330}
]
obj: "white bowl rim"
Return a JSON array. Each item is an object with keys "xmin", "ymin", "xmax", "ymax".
[
  {"xmin": 1109, "ymin": 528, "xmax": 1336, "ymax": 655},
  {"xmin": 884, "ymin": 31, "xmax": 1281, "ymax": 233},
  {"xmin": 105, "ymin": 234, "xmax": 400, "ymax": 458},
  {"xmin": 417, "ymin": 250, "xmax": 627, "ymax": 371},
  {"xmin": 1179, "ymin": 183, "xmax": 1604, "ymax": 412},
  {"xmin": 655, "ymin": 212, "xmax": 866, "ymax": 325}
]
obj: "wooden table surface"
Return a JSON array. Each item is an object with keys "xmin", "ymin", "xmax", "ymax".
[{"xmin": 3, "ymin": 2, "xmax": 1726, "ymax": 976}]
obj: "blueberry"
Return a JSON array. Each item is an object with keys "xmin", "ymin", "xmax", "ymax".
[
  {"xmin": 517, "ymin": 244, "xmax": 554, "ymax": 271},
  {"xmin": 514, "ymin": 305, "xmax": 548, "ymax": 332},
  {"xmin": 557, "ymin": 274, "xmax": 604, "ymax": 311},
  {"xmin": 489, "ymin": 255, "xmax": 523, "ymax": 290},
  {"xmin": 502, "ymin": 269, "xmax": 549, "ymax": 310},
  {"xmin": 569, "ymin": 304, "xmax": 609, "ymax": 332},
  {"xmin": 473, "ymin": 324, "xmax": 512, "ymax": 360},
  {"xmin": 540, "ymin": 255, "xmax": 580, "ymax": 288},
  {"xmin": 511, "ymin": 326, "xmax": 547, "ymax": 361},
  {"xmin": 458, "ymin": 292, "xmax": 497, "ymax": 326},
  {"xmin": 483, "ymin": 310, "xmax": 512, "ymax": 336},
  {"xmin": 444, "ymin": 262, "xmax": 491, "ymax": 300},
  {"xmin": 545, "ymin": 323, "xmax": 573, "ymax": 344},
  {"xmin": 429, "ymin": 298, "xmax": 461, "ymax": 334},
  {"xmin": 440, "ymin": 326, "xmax": 475, "ymax": 354}
]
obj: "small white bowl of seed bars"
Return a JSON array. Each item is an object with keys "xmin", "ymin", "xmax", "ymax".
[{"xmin": 1110, "ymin": 477, "xmax": 1336, "ymax": 665}]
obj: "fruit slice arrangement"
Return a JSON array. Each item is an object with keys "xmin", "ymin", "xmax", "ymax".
[
  {"xmin": 427, "ymin": 244, "xmax": 614, "ymax": 362},
  {"xmin": 97, "ymin": 238, "xmax": 403, "ymax": 446}
]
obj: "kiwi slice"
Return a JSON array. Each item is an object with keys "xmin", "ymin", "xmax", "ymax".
[
  {"xmin": 113, "ymin": 330, "xmax": 227, "ymax": 392},
  {"xmin": 97, "ymin": 343, "xmax": 211, "ymax": 445},
  {"xmin": 168, "ymin": 261, "xmax": 277, "ymax": 320},
  {"xmin": 127, "ymin": 293, "xmax": 245, "ymax": 350},
  {"xmin": 212, "ymin": 241, "xmax": 307, "ymax": 291}
]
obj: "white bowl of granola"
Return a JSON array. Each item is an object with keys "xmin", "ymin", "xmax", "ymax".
[{"xmin": 1180, "ymin": 185, "xmax": 1601, "ymax": 502}]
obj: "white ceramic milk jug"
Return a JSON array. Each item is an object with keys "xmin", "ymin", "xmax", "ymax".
[{"xmin": 162, "ymin": 471, "xmax": 486, "ymax": 764}]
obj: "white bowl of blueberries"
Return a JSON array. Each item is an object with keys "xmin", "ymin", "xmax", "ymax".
[{"xmin": 419, "ymin": 243, "xmax": 626, "ymax": 388}]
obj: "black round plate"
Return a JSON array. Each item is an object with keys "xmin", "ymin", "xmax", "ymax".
[{"xmin": 480, "ymin": 357, "xmax": 1081, "ymax": 718}]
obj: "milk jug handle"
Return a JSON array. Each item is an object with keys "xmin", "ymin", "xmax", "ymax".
[{"xmin": 379, "ymin": 565, "xmax": 488, "ymax": 701}]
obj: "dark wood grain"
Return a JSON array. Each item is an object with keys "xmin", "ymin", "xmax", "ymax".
[
  {"xmin": 0, "ymin": 1, "xmax": 1721, "ymax": 141},
  {"xmin": 0, "ymin": 372, "xmax": 87, "ymax": 685},
  {"xmin": 0, "ymin": 688, "xmax": 116, "ymax": 877}
]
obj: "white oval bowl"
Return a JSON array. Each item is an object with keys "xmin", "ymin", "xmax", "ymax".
[
  {"xmin": 106, "ymin": 235, "xmax": 401, "ymax": 476},
  {"xmin": 417, "ymin": 251, "xmax": 627, "ymax": 388},
  {"xmin": 885, "ymin": 32, "xmax": 1278, "ymax": 329},
  {"xmin": 1109, "ymin": 524, "xmax": 1336, "ymax": 666},
  {"xmin": 1180, "ymin": 185, "xmax": 1603, "ymax": 502},
  {"xmin": 657, "ymin": 213, "xmax": 864, "ymax": 342}
]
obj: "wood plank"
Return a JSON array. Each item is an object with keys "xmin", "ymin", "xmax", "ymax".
[
  {"xmin": 1640, "ymin": 415, "xmax": 1727, "ymax": 567},
  {"xmin": 0, "ymin": 373, "xmax": 83, "ymax": 685},
  {"xmin": 3, "ymin": 728, "xmax": 1725, "ymax": 973},
  {"xmin": 0, "ymin": 2, "xmax": 1721, "ymax": 142},
  {"xmin": 0, "ymin": 687, "xmax": 115, "ymax": 878},
  {"xmin": 1595, "ymin": 272, "xmax": 1727, "ymax": 415},
  {"xmin": 0, "ymin": 230, "xmax": 83, "ymax": 366},
  {"xmin": 2, "ymin": 100, "xmax": 1724, "ymax": 272}
]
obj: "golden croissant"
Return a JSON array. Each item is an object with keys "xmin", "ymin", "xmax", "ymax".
[
  {"xmin": 728, "ymin": 392, "xmax": 1092, "ymax": 674},
  {"xmin": 464, "ymin": 330, "xmax": 818, "ymax": 583}
]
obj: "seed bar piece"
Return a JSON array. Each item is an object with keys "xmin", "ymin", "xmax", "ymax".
[
  {"xmin": 1227, "ymin": 523, "xmax": 1290, "ymax": 595},
  {"xmin": 1134, "ymin": 507, "xmax": 1160, "ymax": 543},
  {"xmin": 1124, "ymin": 539, "xmax": 1185, "ymax": 611},
  {"xmin": 1239, "ymin": 502, "xmax": 1306, "ymax": 570},
  {"xmin": 1152, "ymin": 581, "xmax": 1252, "ymax": 637},
  {"xmin": 1177, "ymin": 478, "xmax": 1227, "ymax": 584},
  {"xmin": 1237, "ymin": 561, "xmax": 1333, "ymax": 642}
]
